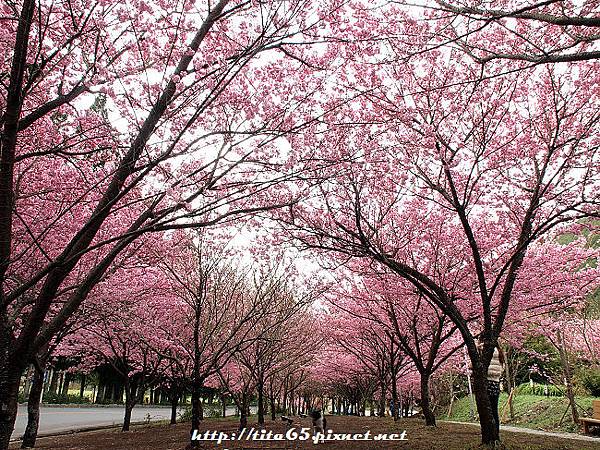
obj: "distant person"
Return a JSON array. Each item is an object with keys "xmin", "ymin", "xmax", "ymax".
[{"xmin": 309, "ymin": 409, "xmax": 327, "ymax": 434}]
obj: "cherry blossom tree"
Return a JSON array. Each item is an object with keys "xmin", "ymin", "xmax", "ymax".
[
  {"xmin": 59, "ymin": 264, "xmax": 176, "ymax": 431},
  {"xmin": 344, "ymin": 274, "xmax": 463, "ymax": 426},
  {"xmin": 19, "ymin": 240, "xmax": 159, "ymax": 447},
  {"xmin": 279, "ymin": 366, "xmax": 312, "ymax": 416},
  {"xmin": 265, "ymin": 354, "xmax": 318, "ymax": 421},
  {"xmin": 20, "ymin": 307, "xmax": 96, "ymax": 448},
  {"xmin": 322, "ymin": 293, "xmax": 406, "ymax": 419},
  {"xmin": 3, "ymin": 1, "xmax": 599, "ymax": 448},
  {"xmin": 507, "ymin": 235, "xmax": 600, "ymax": 424},
  {"xmin": 0, "ymin": 0, "xmax": 351, "ymax": 446},
  {"xmin": 281, "ymin": 46, "xmax": 600, "ymax": 444},
  {"xmin": 246, "ymin": 305, "xmax": 320, "ymax": 425},
  {"xmin": 426, "ymin": 1, "xmax": 600, "ymax": 65},
  {"xmin": 160, "ymin": 236, "xmax": 264, "ymax": 444},
  {"xmin": 156, "ymin": 230, "xmax": 323, "ymax": 445},
  {"xmin": 215, "ymin": 278, "xmax": 322, "ymax": 429}
]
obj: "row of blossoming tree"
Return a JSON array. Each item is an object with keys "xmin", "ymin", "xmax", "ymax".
[
  {"xmin": 2, "ymin": 0, "xmax": 600, "ymax": 448},
  {"xmin": 17, "ymin": 228, "xmax": 326, "ymax": 448}
]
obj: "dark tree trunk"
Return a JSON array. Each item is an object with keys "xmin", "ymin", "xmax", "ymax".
[
  {"xmin": 281, "ymin": 390, "xmax": 287, "ymax": 414},
  {"xmin": 79, "ymin": 375, "xmax": 86, "ymax": 399},
  {"xmin": 0, "ymin": 15, "xmax": 38, "ymax": 445},
  {"xmin": 95, "ymin": 382, "xmax": 104, "ymax": 404},
  {"xmin": 472, "ymin": 369, "xmax": 500, "ymax": 445},
  {"xmin": 221, "ymin": 394, "xmax": 227, "ymax": 418},
  {"xmin": 122, "ymin": 378, "xmax": 144, "ymax": 432},
  {"xmin": 60, "ymin": 372, "xmax": 72, "ymax": 396},
  {"xmin": 391, "ymin": 376, "xmax": 399, "ymax": 421},
  {"xmin": 270, "ymin": 395, "xmax": 276, "ymax": 421},
  {"xmin": 22, "ymin": 366, "xmax": 34, "ymax": 401},
  {"xmin": 257, "ymin": 379, "xmax": 265, "ymax": 425},
  {"xmin": 0, "ymin": 363, "xmax": 22, "ymax": 450},
  {"xmin": 113, "ymin": 382, "xmax": 123, "ymax": 403},
  {"xmin": 239, "ymin": 396, "xmax": 248, "ymax": 431},
  {"xmin": 170, "ymin": 391, "xmax": 179, "ymax": 425},
  {"xmin": 189, "ymin": 300, "xmax": 203, "ymax": 449},
  {"xmin": 48, "ymin": 369, "xmax": 59, "ymax": 395},
  {"xmin": 103, "ymin": 384, "xmax": 113, "ymax": 403},
  {"xmin": 189, "ymin": 381, "xmax": 203, "ymax": 449},
  {"xmin": 290, "ymin": 390, "xmax": 296, "ymax": 415},
  {"xmin": 122, "ymin": 402, "xmax": 134, "ymax": 432},
  {"xmin": 378, "ymin": 380, "xmax": 386, "ymax": 417},
  {"xmin": 420, "ymin": 372, "xmax": 436, "ymax": 426},
  {"xmin": 21, "ymin": 365, "xmax": 45, "ymax": 448}
]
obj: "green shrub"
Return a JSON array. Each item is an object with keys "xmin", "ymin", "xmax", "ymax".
[
  {"xmin": 205, "ymin": 404, "xmax": 222, "ymax": 418},
  {"xmin": 42, "ymin": 392, "xmax": 91, "ymax": 404},
  {"xmin": 581, "ymin": 370, "xmax": 600, "ymax": 397},
  {"xmin": 178, "ymin": 404, "xmax": 222, "ymax": 422},
  {"xmin": 178, "ymin": 406, "xmax": 192, "ymax": 422},
  {"xmin": 515, "ymin": 383, "xmax": 563, "ymax": 397}
]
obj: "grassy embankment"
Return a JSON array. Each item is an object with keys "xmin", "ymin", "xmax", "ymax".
[{"xmin": 445, "ymin": 393, "xmax": 599, "ymax": 434}]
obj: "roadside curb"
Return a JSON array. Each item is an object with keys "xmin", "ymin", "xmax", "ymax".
[{"xmin": 9, "ymin": 420, "xmax": 165, "ymax": 443}]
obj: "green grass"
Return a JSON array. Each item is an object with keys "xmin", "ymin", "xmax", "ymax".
[{"xmin": 444, "ymin": 393, "xmax": 599, "ymax": 434}]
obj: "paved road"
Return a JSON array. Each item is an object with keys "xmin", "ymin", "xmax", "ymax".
[
  {"xmin": 11, "ymin": 404, "xmax": 257, "ymax": 440},
  {"xmin": 12, "ymin": 405, "xmax": 183, "ymax": 440}
]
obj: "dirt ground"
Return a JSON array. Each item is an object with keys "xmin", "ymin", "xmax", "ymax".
[{"xmin": 9, "ymin": 416, "xmax": 600, "ymax": 450}]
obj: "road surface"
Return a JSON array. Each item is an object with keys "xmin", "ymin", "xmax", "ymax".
[{"xmin": 12, "ymin": 405, "xmax": 182, "ymax": 440}]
